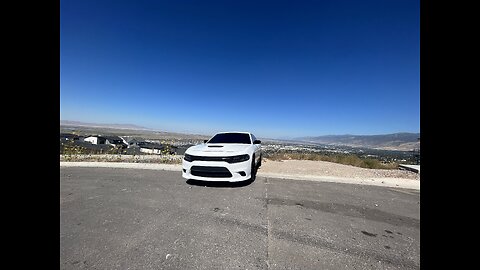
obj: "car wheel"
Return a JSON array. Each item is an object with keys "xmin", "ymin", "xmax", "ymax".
[{"xmin": 250, "ymin": 154, "xmax": 256, "ymax": 180}]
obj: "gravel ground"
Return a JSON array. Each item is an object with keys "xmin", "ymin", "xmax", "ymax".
[
  {"xmin": 59, "ymin": 154, "xmax": 183, "ymax": 164},
  {"xmin": 260, "ymin": 159, "xmax": 420, "ymax": 180}
]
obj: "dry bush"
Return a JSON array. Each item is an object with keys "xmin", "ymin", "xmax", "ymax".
[{"xmin": 264, "ymin": 152, "xmax": 398, "ymax": 170}]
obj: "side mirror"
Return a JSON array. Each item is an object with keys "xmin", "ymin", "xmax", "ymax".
[
  {"xmin": 254, "ymin": 140, "xmax": 261, "ymax": 144},
  {"xmin": 204, "ymin": 140, "xmax": 208, "ymax": 143}
]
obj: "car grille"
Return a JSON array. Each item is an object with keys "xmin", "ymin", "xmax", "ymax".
[
  {"xmin": 184, "ymin": 154, "xmax": 250, "ymax": 163},
  {"xmin": 190, "ymin": 166, "xmax": 233, "ymax": 178},
  {"xmin": 187, "ymin": 155, "xmax": 231, "ymax": 162}
]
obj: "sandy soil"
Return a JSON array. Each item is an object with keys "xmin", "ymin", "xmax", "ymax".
[
  {"xmin": 260, "ymin": 159, "xmax": 419, "ymax": 180},
  {"xmin": 256, "ymin": 159, "xmax": 420, "ymax": 190}
]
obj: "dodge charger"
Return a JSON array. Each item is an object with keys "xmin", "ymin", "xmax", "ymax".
[{"xmin": 182, "ymin": 132, "xmax": 262, "ymax": 182}]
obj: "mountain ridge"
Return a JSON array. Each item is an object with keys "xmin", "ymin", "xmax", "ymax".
[
  {"xmin": 60, "ymin": 120, "xmax": 151, "ymax": 130},
  {"xmin": 294, "ymin": 133, "xmax": 420, "ymax": 151},
  {"xmin": 60, "ymin": 120, "xmax": 420, "ymax": 151}
]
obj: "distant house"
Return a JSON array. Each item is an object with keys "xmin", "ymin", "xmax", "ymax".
[
  {"xmin": 133, "ymin": 142, "xmax": 176, "ymax": 155},
  {"xmin": 139, "ymin": 142, "xmax": 167, "ymax": 155},
  {"xmin": 60, "ymin": 140, "xmax": 115, "ymax": 154},
  {"xmin": 121, "ymin": 137, "xmax": 147, "ymax": 148},
  {"xmin": 104, "ymin": 136, "xmax": 127, "ymax": 148},
  {"xmin": 84, "ymin": 135, "xmax": 107, "ymax": 145},
  {"xmin": 60, "ymin": 133, "xmax": 80, "ymax": 141},
  {"xmin": 81, "ymin": 135, "xmax": 180, "ymax": 154},
  {"xmin": 120, "ymin": 136, "xmax": 132, "ymax": 145},
  {"xmin": 83, "ymin": 135, "xmax": 126, "ymax": 148}
]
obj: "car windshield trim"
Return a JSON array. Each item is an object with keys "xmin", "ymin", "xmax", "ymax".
[{"xmin": 207, "ymin": 133, "xmax": 251, "ymax": 144}]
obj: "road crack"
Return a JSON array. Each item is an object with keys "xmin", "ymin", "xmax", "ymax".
[{"xmin": 264, "ymin": 177, "xmax": 271, "ymax": 269}]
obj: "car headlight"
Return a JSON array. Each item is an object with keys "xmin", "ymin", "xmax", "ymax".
[
  {"xmin": 184, "ymin": 154, "xmax": 193, "ymax": 162},
  {"xmin": 228, "ymin": 154, "xmax": 250, "ymax": 163}
]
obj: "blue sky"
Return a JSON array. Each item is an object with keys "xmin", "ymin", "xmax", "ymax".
[{"xmin": 60, "ymin": 0, "xmax": 419, "ymax": 139}]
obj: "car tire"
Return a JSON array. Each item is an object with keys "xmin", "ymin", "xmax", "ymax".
[{"xmin": 250, "ymin": 154, "xmax": 256, "ymax": 180}]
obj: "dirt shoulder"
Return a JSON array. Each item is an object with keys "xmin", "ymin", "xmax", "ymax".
[
  {"xmin": 260, "ymin": 159, "xmax": 419, "ymax": 180},
  {"xmin": 258, "ymin": 159, "xmax": 419, "ymax": 190}
]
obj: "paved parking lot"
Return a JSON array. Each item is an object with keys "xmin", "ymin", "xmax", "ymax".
[{"xmin": 60, "ymin": 167, "xmax": 420, "ymax": 269}]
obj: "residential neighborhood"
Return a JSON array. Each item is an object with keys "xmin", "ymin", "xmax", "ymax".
[{"xmin": 60, "ymin": 133, "xmax": 189, "ymax": 155}]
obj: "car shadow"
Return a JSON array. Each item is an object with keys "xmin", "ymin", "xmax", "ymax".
[{"xmin": 186, "ymin": 168, "xmax": 258, "ymax": 188}]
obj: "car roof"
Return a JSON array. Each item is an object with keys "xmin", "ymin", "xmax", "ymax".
[{"xmin": 214, "ymin": 131, "xmax": 252, "ymax": 135}]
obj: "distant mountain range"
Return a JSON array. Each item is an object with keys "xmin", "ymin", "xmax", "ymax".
[
  {"xmin": 60, "ymin": 120, "xmax": 419, "ymax": 151},
  {"xmin": 293, "ymin": 133, "xmax": 420, "ymax": 151},
  {"xmin": 60, "ymin": 120, "xmax": 150, "ymax": 130}
]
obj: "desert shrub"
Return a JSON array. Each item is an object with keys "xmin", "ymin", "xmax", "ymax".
[{"xmin": 264, "ymin": 151, "xmax": 398, "ymax": 170}]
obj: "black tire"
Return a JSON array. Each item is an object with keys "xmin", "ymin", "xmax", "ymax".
[{"xmin": 250, "ymin": 154, "xmax": 256, "ymax": 180}]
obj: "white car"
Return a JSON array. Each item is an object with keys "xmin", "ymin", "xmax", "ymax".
[{"xmin": 182, "ymin": 132, "xmax": 262, "ymax": 182}]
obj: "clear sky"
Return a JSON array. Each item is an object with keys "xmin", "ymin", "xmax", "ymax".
[{"xmin": 60, "ymin": 0, "xmax": 420, "ymax": 139}]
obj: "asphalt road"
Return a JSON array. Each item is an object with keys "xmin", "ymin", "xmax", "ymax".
[{"xmin": 60, "ymin": 167, "xmax": 420, "ymax": 270}]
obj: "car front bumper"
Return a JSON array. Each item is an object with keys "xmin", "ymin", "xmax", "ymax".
[{"xmin": 182, "ymin": 159, "xmax": 252, "ymax": 182}]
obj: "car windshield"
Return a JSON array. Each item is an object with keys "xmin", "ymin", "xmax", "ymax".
[{"xmin": 207, "ymin": 133, "xmax": 251, "ymax": 144}]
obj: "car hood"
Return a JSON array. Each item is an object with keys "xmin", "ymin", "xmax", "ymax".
[{"xmin": 186, "ymin": 144, "xmax": 251, "ymax": 156}]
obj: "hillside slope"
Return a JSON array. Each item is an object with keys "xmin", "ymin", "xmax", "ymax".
[{"xmin": 295, "ymin": 133, "xmax": 420, "ymax": 151}]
